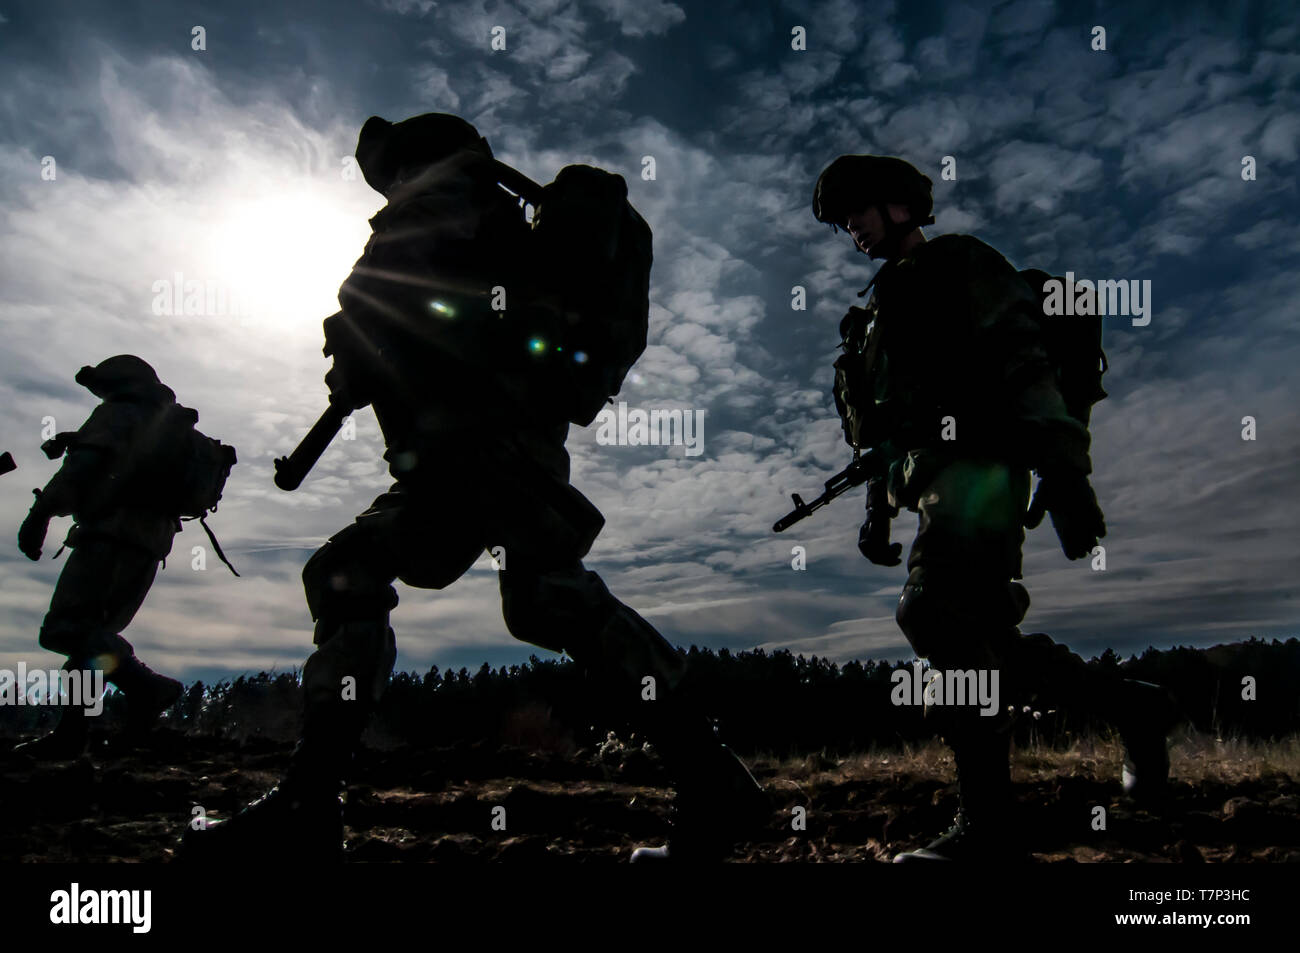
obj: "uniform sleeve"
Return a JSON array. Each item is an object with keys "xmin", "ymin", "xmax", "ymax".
[
  {"xmin": 36, "ymin": 406, "xmax": 123, "ymax": 516},
  {"xmin": 960, "ymin": 241, "xmax": 1093, "ymax": 477}
]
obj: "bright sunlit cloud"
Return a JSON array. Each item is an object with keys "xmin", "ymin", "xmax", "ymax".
[{"xmin": 207, "ymin": 187, "xmax": 371, "ymax": 338}]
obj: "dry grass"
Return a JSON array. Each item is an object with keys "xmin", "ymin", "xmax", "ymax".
[{"xmin": 747, "ymin": 728, "xmax": 1300, "ymax": 789}]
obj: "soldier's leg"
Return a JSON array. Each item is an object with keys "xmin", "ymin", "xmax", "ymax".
[
  {"xmin": 893, "ymin": 563, "xmax": 1025, "ymax": 860},
  {"xmin": 500, "ymin": 558, "xmax": 764, "ymax": 856},
  {"xmin": 891, "ymin": 459, "xmax": 1031, "ymax": 861},
  {"xmin": 901, "ymin": 461, "xmax": 1179, "ymax": 798},
  {"xmin": 292, "ymin": 483, "xmax": 482, "ymax": 789},
  {"xmin": 892, "ymin": 461, "xmax": 1176, "ymax": 862},
  {"xmin": 19, "ymin": 536, "xmax": 178, "ymax": 757},
  {"xmin": 491, "ymin": 452, "xmax": 765, "ymax": 860},
  {"xmin": 486, "ymin": 432, "xmax": 691, "ymax": 710},
  {"xmin": 184, "ymin": 484, "xmax": 482, "ymax": 860},
  {"xmin": 500, "ymin": 559, "xmax": 685, "ymax": 694},
  {"xmin": 998, "ymin": 630, "xmax": 1179, "ymax": 799}
]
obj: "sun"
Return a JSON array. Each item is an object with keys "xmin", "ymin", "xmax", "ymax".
[{"xmin": 207, "ymin": 187, "xmax": 373, "ymax": 337}]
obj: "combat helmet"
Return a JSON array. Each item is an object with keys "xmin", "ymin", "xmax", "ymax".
[
  {"xmin": 813, "ymin": 155, "xmax": 935, "ymax": 255},
  {"xmin": 74, "ymin": 355, "xmax": 175, "ymax": 403},
  {"xmin": 355, "ymin": 113, "xmax": 494, "ymax": 195}
]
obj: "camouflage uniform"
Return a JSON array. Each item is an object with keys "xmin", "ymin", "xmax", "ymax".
[
  {"xmin": 15, "ymin": 356, "xmax": 185, "ymax": 757},
  {"xmin": 187, "ymin": 114, "xmax": 762, "ymax": 861},
  {"xmin": 816, "ymin": 156, "xmax": 1177, "ymax": 860}
]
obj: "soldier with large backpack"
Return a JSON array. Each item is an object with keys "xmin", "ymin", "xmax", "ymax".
[
  {"xmin": 14, "ymin": 355, "xmax": 237, "ymax": 758},
  {"xmin": 184, "ymin": 113, "xmax": 764, "ymax": 862},
  {"xmin": 810, "ymin": 154, "xmax": 1178, "ymax": 861}
]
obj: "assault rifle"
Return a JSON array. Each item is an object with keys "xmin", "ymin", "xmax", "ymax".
[{"xmin": 773, "ymin": 449, "xmax": 887, "ymax": 533}]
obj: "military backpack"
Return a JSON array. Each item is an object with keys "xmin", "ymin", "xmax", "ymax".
[
  {"xmin": 47, "ymin": 403, "xmax": 238, "ymax": 573},
  {"xmin": 1017, "ymin": 269, "xmax": 1109, "ymax": 427},
  {"xmin": 526, "ymin": 164, "xmax": 652, "ymax": 427}
]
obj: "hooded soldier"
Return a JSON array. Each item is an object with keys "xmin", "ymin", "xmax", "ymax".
[
  {"xmin": 812, "ymin": 155, "xmax": 1179, "ymax": 861},
  {"xmin": 15, "ymin": 355, "xmax": 186, "ymax": 757},
  {"xmin": 183, "ymin": 113, "xmax": 766, "ymax": 863}
]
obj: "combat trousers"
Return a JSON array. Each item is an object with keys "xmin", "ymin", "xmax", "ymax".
[
  {"xmin": 291, "ymin": 430, "xmax": 690, "ymax": 785},
  {"xmin": 38, "ymin": 529, "xmax": 161, "ymax": 684},
  {"xmin": 892, "ymin": 458, "xmax": 1127, "ymax": 829}
]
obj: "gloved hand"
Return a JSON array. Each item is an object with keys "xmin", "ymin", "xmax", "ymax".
[
  {"xmin": 1025, "ymin": 472, "xmax": 1106, "ymax": 560},
  {"xmin": 858, "ymin": 481, "xmax": 902, "ymax": 566},
  {"xmin": 858, "ymin": 518, "xmax": 902, "ymax": 566},
  {"xmin": 18, "ymin": 496, "xmax": 51, "ymax": 561}
]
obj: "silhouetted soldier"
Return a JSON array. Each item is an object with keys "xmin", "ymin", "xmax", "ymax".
[
  {"xmin": 185, "ymin": 113, "xmax": 764, "ymax": 862},
  {"xmin": 811, "ymin": 155, "xmax": 1178, "ymax": 861},
  {"xmin": 14, "ymin": 356, "xmax": 234, "ymax": 757}
]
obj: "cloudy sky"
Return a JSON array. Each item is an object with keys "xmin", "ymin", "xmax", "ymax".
[{"xmin": 0, "ymin": 0, "xmax": 1296, "ymax": 686}]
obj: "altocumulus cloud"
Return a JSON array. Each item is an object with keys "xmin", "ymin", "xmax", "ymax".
[{"xmin": 0, "ymin": 0, "xmax": 1296, "ymax": 685}]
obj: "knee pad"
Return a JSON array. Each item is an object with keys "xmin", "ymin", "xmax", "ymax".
[
  {"xmin": 303, "ymin": 539, "xmax": 399, "ymax": 631},
  {"xmin": 896, "ymin": 569, "xmax": 1029, "ymax": 669},
  {"xmin": 895, "ymin": 569, "xmax": 958, "ymax": 660}
]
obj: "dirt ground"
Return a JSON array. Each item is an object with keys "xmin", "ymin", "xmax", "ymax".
[{"xmin": 1, "ymin": 730, "xmax": 1297, "ymax": 862}]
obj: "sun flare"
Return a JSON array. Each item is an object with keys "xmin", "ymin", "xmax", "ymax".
[{"xmin": 208, "ymin": 188, "xmax": 373, "ymax": 337}]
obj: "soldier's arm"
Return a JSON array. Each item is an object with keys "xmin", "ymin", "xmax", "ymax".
[
  {"xmin": 34, "ymin": 445, "xmax": 113, "ymax": 517},
  {"xmin": 19, "ymin": 436, "xmax": 109, "ymax": 559},
  {"xmin": 34, "ymin": 405, "xmax": 124, "ymax": 517}
]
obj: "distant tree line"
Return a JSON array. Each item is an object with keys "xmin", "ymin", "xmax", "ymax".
[{"xmin": 1, "ymin": 638, "xmax": 1296, "ymax": 756}]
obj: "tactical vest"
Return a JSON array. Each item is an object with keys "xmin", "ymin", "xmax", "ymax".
[{"xmin": 831, "ymin": 236, "xmax": 1103, "ymax": 459}]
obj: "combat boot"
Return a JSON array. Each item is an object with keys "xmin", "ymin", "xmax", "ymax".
[
  {"xmin": 180, "ymin": 768, "xmax": 345, "ymax": 864},
  {"xmin": 630, "ymin": 711, "xmax": 768, "ymax": 863},
  {"xmin": 1008, "ymin": 633, "xmax": 1180, "ymax": 801},
  {"xmin": 894, "ymin": 729, "xmax": 1024, "ymax": 863},
  {"xmin": 179, "ymin": 698, "xmax": 362, "ymax": 862},
  {"xmin": 109, "ymin": 655, "xmax": 183, "ymax": 737},
  {"xmin": 12, "ymin": 705, "xmax": 88, "ymax": 760},
  {"xmin": 1108, "ymin": 680, "xmax": 1180, "ymax": 802},
  {"xmin": 893, "ymin": 807, "xmax": 1003, "ymax": 862},
  {"xmin": 12, "ymin": 658, "xmax": 91, "ymax": 760}
]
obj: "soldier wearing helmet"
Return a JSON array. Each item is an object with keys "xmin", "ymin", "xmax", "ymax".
[
  {"xmin": 14, "ymin": 355, "xmax": 187, "ymax": 757},
  {"xmin": 183, "ymin": 113, "xmax": 765, "ymax": 863},
  {"xmin": 813, "ymin": 155, "xmax": 1178, "ymax": 861}
]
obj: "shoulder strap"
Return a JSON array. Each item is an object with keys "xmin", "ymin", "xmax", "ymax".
[{"xmin": 189, "ymin": 514, "xmax": 240, "ymax": 576}]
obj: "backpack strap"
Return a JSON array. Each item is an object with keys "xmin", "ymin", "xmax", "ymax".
[{"xmin": 186, "ymin": 514, "xmax": 240, "ymax": 576}]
